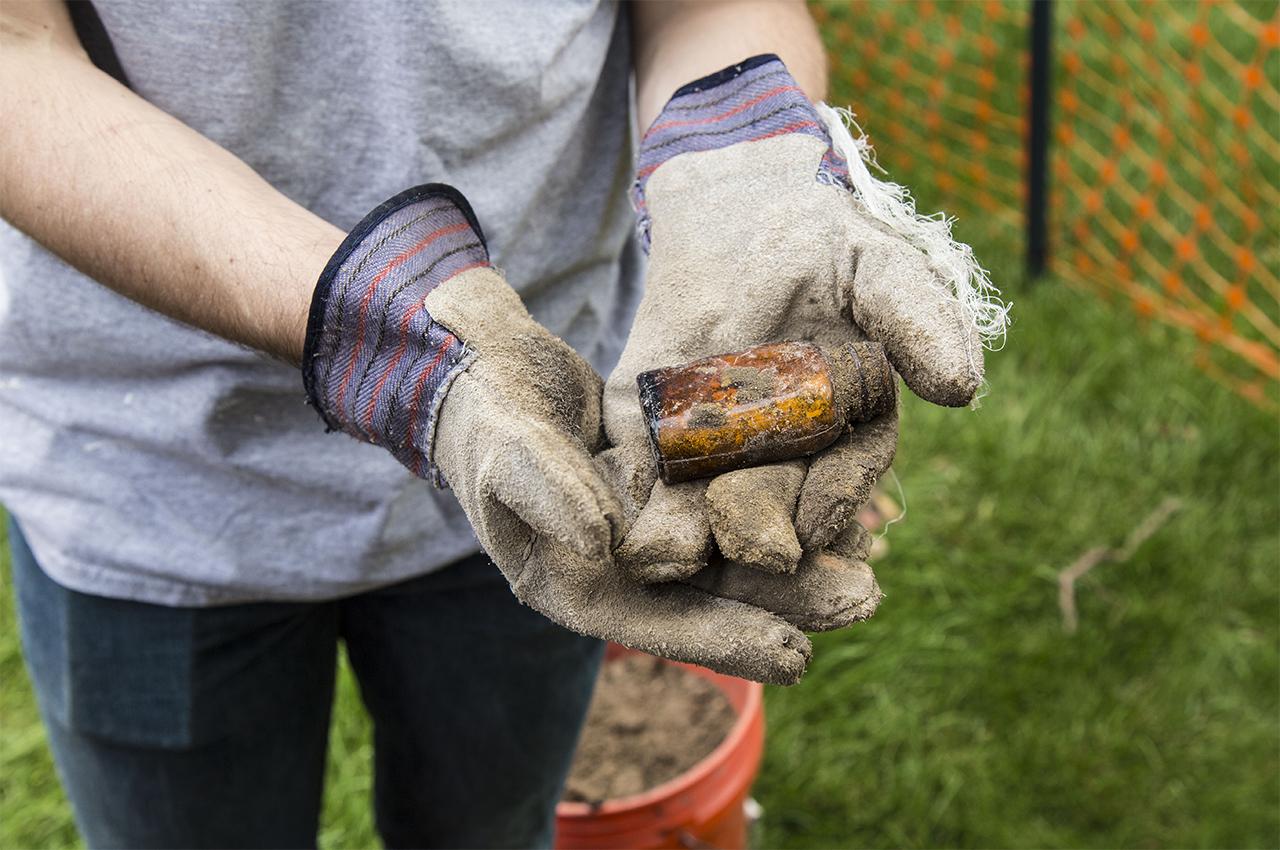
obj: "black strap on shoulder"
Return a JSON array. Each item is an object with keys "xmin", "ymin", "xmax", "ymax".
[{"xmin": 66, "ymin": 1, "xmax": 131, "ymax": 89}]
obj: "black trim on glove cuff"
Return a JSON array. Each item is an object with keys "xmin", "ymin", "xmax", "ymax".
[
  {"xmin": 672, "ymin": 53, "xmax": 783, "ymax": 98},
  {"xmin": 302, "ymin": 184, "xmax": 487, "ymax": 415}
]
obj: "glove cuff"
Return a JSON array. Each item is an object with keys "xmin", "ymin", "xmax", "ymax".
[
  {"xmin": 633, "ymin": 54, "xmax": 849, "ymax": 251},
  {"xmin": 303, "ymin": 184, "xmax": 490, "ymax": 478}
]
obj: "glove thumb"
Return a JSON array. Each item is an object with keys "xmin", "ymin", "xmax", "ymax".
[{"xmin": 847, "ymin": 238, "xmax": 984, "ymax": 407}]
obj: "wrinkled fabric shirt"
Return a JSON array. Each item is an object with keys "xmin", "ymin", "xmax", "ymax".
[{"xmin": 0, "ymin": 0, "xmax": 642, "ymax": 605}]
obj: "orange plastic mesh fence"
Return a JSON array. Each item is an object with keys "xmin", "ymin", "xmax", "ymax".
[
  {"xmin": 812, "ymin": 1, "xmax": 1031, "ymax": 247},
  {"xmin": 812, "ymin": 0, "xmax": 1279, "ymax": 409}
]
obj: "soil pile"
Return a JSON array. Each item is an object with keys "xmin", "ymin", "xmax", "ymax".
[{"xmin": 563, "ymin": 654, "xmax": 737, "ymax": 804}]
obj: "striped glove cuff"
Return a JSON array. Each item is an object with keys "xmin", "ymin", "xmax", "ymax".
[
  {"xmin": 303, "ymin": 184, "xmax": 489, "ymax": 479},
  {"xmin": 632, "ymin": 54, "xmax": 852, "ymax": 252}
]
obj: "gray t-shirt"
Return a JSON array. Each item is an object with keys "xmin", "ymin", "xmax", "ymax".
[{"xmin": 0, "ymin": 0, "xmax": 641, "ymax": 605}]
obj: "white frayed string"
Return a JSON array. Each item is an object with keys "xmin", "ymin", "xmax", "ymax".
[
  {"xmin": 874, "ymin": 468, "xmax": 907, "ymax": 543},
  {"xmin": 815, "ymin": 103, "xmax": 1011, "ymax": 355}
]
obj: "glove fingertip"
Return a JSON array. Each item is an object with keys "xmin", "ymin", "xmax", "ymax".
[
  {"xmin": 527, "ymin": 512, "xmax": 611, "ymax": 562},
  {"xmin": 620, "ymin": 554, "xmax": 702, "ymax": 585},
  {"xmin": 899, "ymin": 353, "xmax": 983, "ymax": 408},
  {"xmin": 796, "ymin": 458, "xmax": 876, "ymax": 551},
  {"xmin": 615, "ymin": 524, "xmax": 709, "ymax": 584},
  {"xmin": 850, "ymin": 244, "xmax": 986, "ymax": 408}
]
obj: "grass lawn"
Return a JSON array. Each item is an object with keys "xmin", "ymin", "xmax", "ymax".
[
  {"xmin": 3, "ymin": 261, "xmax": 1277, "ymax": 848},
  {"xmin": 755, "ymin": 265, "xmax": 1279, "ymax": 848},
  {"xmin": 2, "ymin": 3, "xmax": 1277, "ymax": 845}
]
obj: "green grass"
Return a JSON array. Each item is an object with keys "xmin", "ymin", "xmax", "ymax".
[
  {"xmin": 3, "ymin": 269, "xmax": 1277, "ymax": 848},
  {"xmin": 2, "ymin": 3, "xmax": 1278, "ymax": 845},
  {"xmin": 755, "ymin": 262, "xmax": 1280, "ymax": 848},
  {"xmin": 0, "ymin": 542, "xmax": 77, "ymax": 849}
]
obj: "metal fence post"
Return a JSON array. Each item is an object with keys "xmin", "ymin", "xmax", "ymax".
[{"xmin": 1027, "ymin": 0, "xmax": 1054, "ymax": 278}]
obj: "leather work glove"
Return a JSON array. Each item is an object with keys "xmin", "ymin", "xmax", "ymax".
[
  {"xmin": 602, "ymin": 56, "xmax": 1005, "ymax": 624},
  {"xmin": 303, "ymin": 185, "xmax": 816, "ymax": 685}
]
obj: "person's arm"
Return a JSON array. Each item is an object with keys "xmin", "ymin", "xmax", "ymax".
[
  {"xmin": 0, "ymin": 1, "xmax": 343, "ymax": 365},
  {"xmin": 631, "ymin": 0, "xmax": 827, "ymax": 131}
]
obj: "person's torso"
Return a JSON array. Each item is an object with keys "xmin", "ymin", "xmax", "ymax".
[{"xmin": 0, "ymin": 0, "xmax": 642, "ymax": 605}]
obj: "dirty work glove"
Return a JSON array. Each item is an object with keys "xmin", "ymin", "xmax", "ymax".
[
  {"xmin": 303, "ymin": 184, "xmax": 815, "ymax": 685},
  {"xmin": 603, "ymin": 55, "xmax": 1004, "ymax": 605},
  {"xmin": 303, "ymin": 184, "xmax": 615, "ymax": 549}
]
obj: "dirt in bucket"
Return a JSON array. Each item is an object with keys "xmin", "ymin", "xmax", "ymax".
[{"xmin": 562, "ymin": 654, "xmax": 738, "ymax": 805}]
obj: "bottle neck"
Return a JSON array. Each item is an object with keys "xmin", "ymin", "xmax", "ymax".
[{"xmin": 827, "ymin": 341, "xmax": 896, "ymax": 425}]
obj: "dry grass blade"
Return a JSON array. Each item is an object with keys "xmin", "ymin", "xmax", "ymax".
[{"xmin": 1058, "ymin": 497, "xmax": 1184, "ymax": 633}]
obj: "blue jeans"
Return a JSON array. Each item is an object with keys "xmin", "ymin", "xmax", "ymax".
[{"xmin": 8, "ymin": 519, "xmax": 603, "ymax": 849}]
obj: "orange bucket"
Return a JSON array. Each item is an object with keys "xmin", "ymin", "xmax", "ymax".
[{"xmin": 554, "ymin": 645, "xmax": 765, "ymax": 850}]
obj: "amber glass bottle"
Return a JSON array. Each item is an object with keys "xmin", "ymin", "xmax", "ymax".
[{"xmin": 637, "ymin": 340, "xmax": 895, "ymax": 484}]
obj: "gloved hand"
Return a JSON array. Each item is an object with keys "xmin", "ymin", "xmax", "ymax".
[
  {"xmin": 303, "ymin": 184, "xmax": 832, "ymax": 684},
  {"xmin": 603, "ymin": 56, "xmax": 1004, "ymax": 591}
]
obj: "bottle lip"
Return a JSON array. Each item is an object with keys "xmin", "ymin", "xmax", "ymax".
[
  {"xmin": 843, "ymin": 342, "xmax": 875, "ymax": 419},
  {"xmin": 832, "ymin": 341, "xmax": 894, "ymax": 424},
  {"xmin": 636, "ymin": 340, "xmax": 845, "ymax": 485}
]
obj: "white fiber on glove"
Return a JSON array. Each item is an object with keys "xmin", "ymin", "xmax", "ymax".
[{"xmin": 816, "ymin": 103, "xmax": 1011, "ymax": 353}]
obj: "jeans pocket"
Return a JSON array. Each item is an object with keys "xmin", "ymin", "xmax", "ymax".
[
  {"xmin": 12, "ymin": 527, "xmax": 198, "ymax": 749},
  {"xmin": 63, "ymin": 593, "xmax": 198, "ymax": 749}
]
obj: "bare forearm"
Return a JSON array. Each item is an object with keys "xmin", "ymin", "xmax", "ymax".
[
  {"xmin": 0, "ymin": 2, "xmax": 343, "ymax": 365},
  {"xmin": 631, "ymin": 0, "xmax": 827, "ymax": 130}
]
